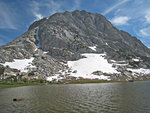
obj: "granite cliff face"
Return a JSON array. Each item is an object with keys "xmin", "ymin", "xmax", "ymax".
[{"xmin": 0, "ymin": 10, "xmax": 150, "ymax": 81}]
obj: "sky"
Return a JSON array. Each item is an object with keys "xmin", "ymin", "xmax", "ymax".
[{"xmin": 0, "ymin": 0, "xmax": 150, "ymax": 48}]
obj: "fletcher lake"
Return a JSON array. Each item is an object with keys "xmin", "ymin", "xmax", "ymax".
[{"xmin": 0, "ymin": 81, "xmax": 150, "ymax": 113}]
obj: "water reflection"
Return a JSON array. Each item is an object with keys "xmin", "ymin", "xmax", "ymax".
[{"xmin": 0, "ymin": 81, "xmax": 150, "ymax": 113}]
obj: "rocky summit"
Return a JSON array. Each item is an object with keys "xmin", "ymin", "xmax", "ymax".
[{"xmin": 0, "ymin": 10, "xmax": 150, "ymax": 82}]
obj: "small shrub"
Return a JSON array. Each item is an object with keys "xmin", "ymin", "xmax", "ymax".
[
  {"xmin": 0, "ymin": 67, "xmax": 4, "ymax": 75},
  {"xmin": 22, "ymin": 78, "xmax": 28, "ymax": 83}
]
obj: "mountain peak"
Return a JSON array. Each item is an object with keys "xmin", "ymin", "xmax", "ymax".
[{"xmin": 0, "ymin": 10, "xmax": 150, "ymax": 81}]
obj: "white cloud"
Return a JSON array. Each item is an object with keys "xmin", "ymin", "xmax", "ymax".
[
  {"xmin": 30, "ymin": 0, "xmax": 80, "ymax": 21},
  {"xmin": 30, "ymin": 1, "xmax": 44, "ymax": 20},
  {"xmin": 102, "ymin": 0, "xmax": 129, "ymax": 15},
  {"xmin": 145, "ymin": 10, "xmax": 150, "ymax": 23},
  {"xmin": 140, "ymin": 27, "xmax": 150, "ymax": 37},
  {"xmin": 145, "ymin": 15, "xmax": 150, "ymax": 23},
  {"xmin": 35, "ymin": 13, "xmax": 43, "ymax": 20},
  {"xmin": 0, "ymin": 2, "xmax": 17, "ymax": 29},
  {"xmin": 30, "ymin": 0, "xmax": 62, "ymax": 20},
  {"xmin": 111, "ymin": 16, "xmax": 130, "ymax": 25}
]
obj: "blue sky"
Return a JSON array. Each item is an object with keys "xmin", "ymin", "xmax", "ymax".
[{"xmin": 0, "ymin": 0, "xmax": 150, "ymax": 48}]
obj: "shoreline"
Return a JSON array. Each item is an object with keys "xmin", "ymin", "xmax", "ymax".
[
  {"xmin": 0, "ymin": 82, "xmax": 44, "ymax": 89},
  {"xmin": 1, "ymin": 79, "xmax": 150, "ymax": 89}
]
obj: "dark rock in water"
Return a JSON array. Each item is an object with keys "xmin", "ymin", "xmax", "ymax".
[
  {"xmin": 13, "ymin": 98, "xmax": 24, "ymax": 101},
  {"xmin": 128, "ymin": 80, "xmax": 134, "ymax": 82}
]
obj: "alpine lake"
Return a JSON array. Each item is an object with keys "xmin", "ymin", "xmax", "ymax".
[{"xmin": 0, "ymin": 81, "xmax": 150, "ymax": 113}]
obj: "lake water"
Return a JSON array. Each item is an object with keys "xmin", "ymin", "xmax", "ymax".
[{"xmin": 0, "ymin": 81, "xmax": 150, "ymax": 113}]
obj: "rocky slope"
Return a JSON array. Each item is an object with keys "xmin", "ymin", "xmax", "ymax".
[{"xmin": 0, "ymin": 10, "xmax": 150, "ymax": 81}]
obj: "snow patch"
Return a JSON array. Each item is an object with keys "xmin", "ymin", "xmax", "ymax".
[
  {"xmin": 67, "ymin": 53, "xmax": 119, "ymax": 80},
  {"xmin": 127, "ymin": 68, "xmax": 150, "ymax": 75},
  {"xmin": 132, "ymin": 58, "xmax": 140, "ymax": 62},
  {"xmin": 110, "ymin": 60, "xmax": 116, "ymax": 63},
  {"xmin": 68, "ymin": 53, "xmax": 119, "ymax": 74},
  {"xmin": 0, "ymin": 57, "xmax": 36, "ymax": 72},
  {"xmin": 46, "ymin": 53, "xmax": 119, "ymax": 81},
  {"xmin": 34, "ymin": 48, "xmax": 38, "ymax": 51},
  {"xmin": 88, "ymin": 46, "xmax": 97, "ymax": 51},
  {"xmin": 43, "ymin": 51, "xmax": 48, "ymax": 54},
  {"xmin": 111, "ymin": 60, "xmax": 128, "ymax": 66},
  {"xmin": 46, "ymin": 75, "xmax": 63, "ymax": 82},
  {"xmin": 114, "ymin": 64, "xmax": 128, "ymax": 66}
]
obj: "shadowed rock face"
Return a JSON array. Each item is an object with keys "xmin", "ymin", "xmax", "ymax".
[
  {"xmin": 35, "ymin": 10, "xmax": 150, "ymax": 58},
  {"xmin": 0, "ymin": 10, "xmax": 150, "ymax": 78}
]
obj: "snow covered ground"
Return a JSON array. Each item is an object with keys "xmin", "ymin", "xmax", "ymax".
[
  {"xmin": 0, "ymin": 57, "xmax": 36, "ymax": 72},
  {"xmin": 127, "ymin": 68, "xmax": 150, "ymax": 75},
  {"xmin": 68, "ymin": 53, "xmax": 119, "ymax": 73},
  {"xmin": 67, "ymin": 53, "xmax": 119, "ymax": 79},
  {"xmin": 46, "ymin": 74, "xmax": 64, "ymax": 81},
  {"xmin": 132, "ymin": 58, "xmax": 140, "ymax": 62},
  {"xmin": 46, "ymin": 53, "xmax": 119, "ymax": 81},
  {"xmin": 88, "ymin": 46, "xmax": 97, "ymax": 51},
  {"xmin": 43, "ymin": 51, "xmax": 48, "ymax": 54},
  {"xmin": 46, "ymin": 53, "xmax": 150, "ymax": 82}
]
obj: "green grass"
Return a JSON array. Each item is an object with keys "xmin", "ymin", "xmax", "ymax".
[
  {"xmin": 0, "ymin": 83, "xmax": 28, "ymax": 89},
  {"xmin": 0, "ymin": 81, "xmax": 45, "ymax": 89},
  {"xmin": 63, "ymin": 79, "xmax": 125, "ymax": 84},
  {"xmin": 0, "ymin": 79, "xmax": 124, "ymax": 89},
  {"xmin": 1, "ymin": 79, "xmax": 149, "ymax": 89}
]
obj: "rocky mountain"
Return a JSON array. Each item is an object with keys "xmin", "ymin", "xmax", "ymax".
[{"xmin": 0, "ymin": 10, "xmax": 150, "ymax": 81}]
